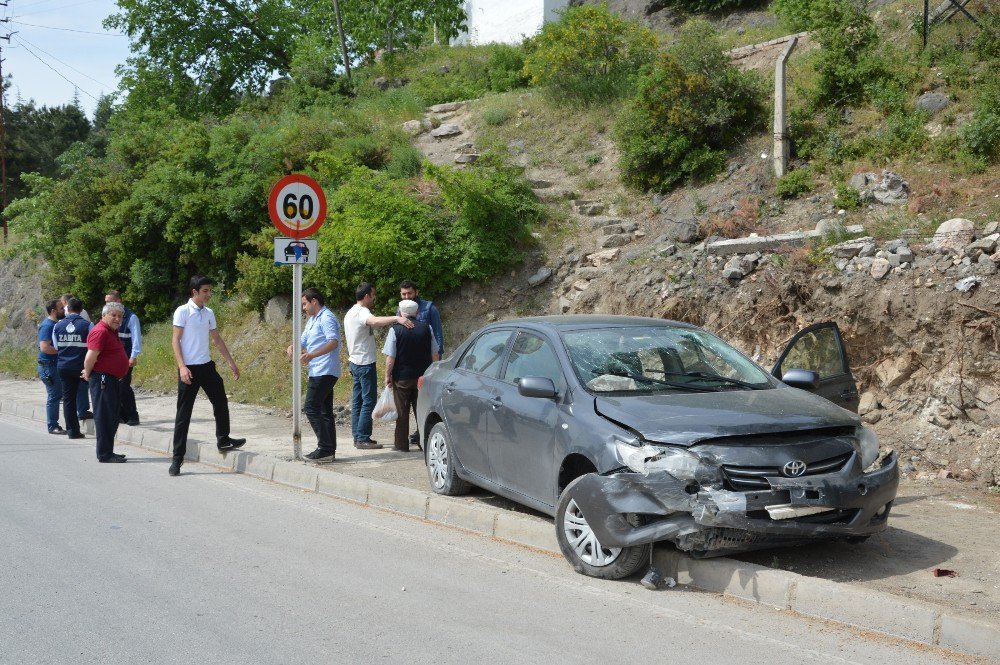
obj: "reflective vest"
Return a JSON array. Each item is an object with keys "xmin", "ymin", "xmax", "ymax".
[
  {"xmin": 53, "ymin": 314, "xmax": 92, "ymax": 372},
  {"xmin": 117, "ymin": 307, "xmax": 135, "ymax": 357}
]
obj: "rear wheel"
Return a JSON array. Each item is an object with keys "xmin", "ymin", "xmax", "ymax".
[
  {"xmin": 555, "ymin": 474, "xmax": 649, "ymax": 579},
  {"xmin": 425, "ymin": 422, "xmax": 471, "ymax": 496}
]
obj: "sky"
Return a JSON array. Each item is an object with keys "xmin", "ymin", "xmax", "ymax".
[{"xmin": 2, "ymin": 0, "xmax": 131, "ymax": 117}]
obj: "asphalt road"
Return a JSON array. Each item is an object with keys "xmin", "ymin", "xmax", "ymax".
[{"xmin": 0, "ymin": 414, "xmax": 975, "ymax": 665}]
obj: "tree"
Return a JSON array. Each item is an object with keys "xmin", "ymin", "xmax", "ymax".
[
  {"xmin": 4, "ymin": 97, "xmax": 91, "ymax": 200},
  {"xmin": 106, "ymin": 0, "xmax": 300, "ymax": 114}
]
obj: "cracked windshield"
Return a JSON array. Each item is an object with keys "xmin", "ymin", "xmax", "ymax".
[{"xmin": 562, "ymin": 327, "xmax": 772, "ymax": 393}]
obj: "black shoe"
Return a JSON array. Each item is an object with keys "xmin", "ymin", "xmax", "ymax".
[
  {"xmin": 98, "ymin": 456, "xmax": 126, "ymax": 463},
  {"xmin": 48, "ymin": 426, "xmax": 66, "ymax": 435},
  {"xmin": 169, "ymin": 459, "xmax": 182, "ymax": 476},
  {"xmin": 80, "ymin": 411, "xmax": 94, "ymax": 420},
  {"xmin": 111, "ymin": 452, "xmax": 126, "ymax": 460},
  {"xmin": 127, "ymin": 418, "xmax": 140, "ymax": 427},
  {"xmin": 217, "ymin": 436, "xmax": 246, "ymax": 451},
  {"xmin": 68, "ymin": 432, "xmax": 85, "ymax": 440},
  {"xmin": 354, "ymin": 439, "xmax": 382, "ymax": 450},
  {"xmin": 304, "ymin": 449, "xmax": 335, "ymax": 462}
]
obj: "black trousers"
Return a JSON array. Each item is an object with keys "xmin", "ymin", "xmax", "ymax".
[
  {"xmin": 172, "ymin": 361, "xmax": 230, "ymax": 462},
  {"xmin": 304, "ymin": 375, "xmax": 338, "ymax": 453},
  {"xmin": 59, "ymin": 368, "xmax": 83, "ymax": 436},
  {"xmin": 118, "ymin": 366, "xmax": 138, "ymax": 422},
  {"xmin": 90, "ymin": 371, "xmax": 121, "ymax": 460}
]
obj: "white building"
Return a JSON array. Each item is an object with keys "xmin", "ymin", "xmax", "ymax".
[{"xmin": 452, "ymin": 0, "xmax": 570, "ymax": 46}]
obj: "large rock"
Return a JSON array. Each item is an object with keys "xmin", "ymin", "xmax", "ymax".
[
  {"xmin": 430, "ymin": 123, "xmax": 462, "ymax": 138},
  {"xmin": 875, "ymin": 352, "xmax": 916, "ymax": 390},
  {"xmin": 722, "ymin": 256, "xmax": 745, "ymax": 280},
  {"xmin": 848, "ymin": 170, "xmax": 909, "ymax": 205},
  {"xmin": 601, "ymin": 233, "xmax": 633, "ymax": 249},
  {"xmin": 264, "ymin": 295, "xmax": 292, "ymax": 328},
  {"xmin": 927, "ymin": 218, "xmax": 975, "ymax": 253},
  {"xmin": 402, "ymin": 119, "xmax": 425, "ymax": 136},
  {"xmin": 527, "ymin": 267, "xmax": 552, "ymax": 288},
  {"xmin": 916, "ymin": 91, "xmax": 950, "ymax": 113},
  {"xmin": 663, "ymin": 217, "xmax": 701, "ymax": 244},
  {"xmin": 427, "ymin": 102, "xmax": 466, "ymax": 113},
  {"xmin": 824, "ymin": 236, "xmax": 876, "ymax": 259},
  {"xmin": 587, "ymin": 248, "xmax": 620, "ymax": 267},
  {"xmin": 870, "ymin": 257, "xmax": 891, "ymax": 279}
]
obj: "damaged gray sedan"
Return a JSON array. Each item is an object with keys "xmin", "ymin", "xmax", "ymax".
[{"xmin": 416, "ymin": 316, "xmax": 898, "ymax": 579}]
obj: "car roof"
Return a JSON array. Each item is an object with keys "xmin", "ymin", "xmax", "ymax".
[{"xmin": 485, "ymin": 315, "xmax": 699, "ymax": 332}]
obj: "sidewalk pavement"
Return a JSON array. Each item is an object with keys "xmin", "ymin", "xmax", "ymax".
[{"xmin": 2, "ymin": 375, "xmax": 998, "ymax": 661}]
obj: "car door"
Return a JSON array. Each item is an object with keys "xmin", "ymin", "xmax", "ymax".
[
  {"xmin": 772, "ymin": 322, "xmax": 860, "ymax": 412},
  {"xmin": 490, "ymin": 330, "xmax": 565, "ymax": 507},
  {"xmin": 440, "ymin": 329, "xmax": 513, "ymax": 482}
]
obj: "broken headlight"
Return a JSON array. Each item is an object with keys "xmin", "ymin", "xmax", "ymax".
[
  {"xmin": 857, "ymin": 426, "xmax": 880, "ymax": 470},
  {"xmin": 615, "ymin": 439, "xmax": 703, "ymax": 480}
]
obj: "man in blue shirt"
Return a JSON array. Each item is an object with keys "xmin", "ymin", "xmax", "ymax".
[
  {"xmin": 37, "ymin": 299, "xmax": 65, "ymax": 435},
  {"xmin": 287, "ymin": 287, "xmax": 341, "ymax": 463},
  {"xmin": 105, "ymin": 290, "xmax": 143, "ymax": 426}
]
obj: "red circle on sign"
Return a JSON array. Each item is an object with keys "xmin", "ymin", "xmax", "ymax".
[{"xmin": 268, "ymin": 174, "xmax": 327, "ymax": 239}]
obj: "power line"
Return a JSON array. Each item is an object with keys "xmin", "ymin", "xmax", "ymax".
[
  {"xmin": 15, "ymin": 34, "xmax": 113, "ymax": 88},
  {"xmin": 11, "ymin": 36, "xmax": 99, "ymax": 101},
  {"xmin": 15, "ymin": 0, "xmax": 97, "ymax": 18},
  {"xmin": 11, "ymin": 19, "xmax": 125, "ymax": 36}
]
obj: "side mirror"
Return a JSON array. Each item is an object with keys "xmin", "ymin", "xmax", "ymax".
[
  {"xmin": 782, "ymin": 368, "xmax": 820, "ymax": 390},
  {"xmin": 517, "ymin": 376, "xmax": 558, "ymax": 399}
]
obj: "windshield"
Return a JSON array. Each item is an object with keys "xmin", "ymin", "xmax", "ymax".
[{"xmin": 561, "ymin": 326, "xmax": 773, "ymax": 394}]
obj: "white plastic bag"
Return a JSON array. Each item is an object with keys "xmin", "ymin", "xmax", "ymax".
[{"xmin": 373, "ymin": 386, "xmax": 397, "ymax": 422}]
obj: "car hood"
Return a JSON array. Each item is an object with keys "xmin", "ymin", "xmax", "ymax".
[{"xmin": 593, "ymin": 386, "xmax": 859, "ymax": 446}]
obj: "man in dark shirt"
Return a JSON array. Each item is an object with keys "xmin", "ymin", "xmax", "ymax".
[
  {"xmin": 53, "ymin": 297, "xmax": 92, "ymax": 439},
  {"xmin": 383, "ymin": 299, "xmax": 439, "ymax": 451},
  {"xmin": 82, "ymin": 302, "xmax": 130, "ymax": 463},
  {"xmin": 37, "ymin": 299, "xmax": 65, "ymax": 435}
]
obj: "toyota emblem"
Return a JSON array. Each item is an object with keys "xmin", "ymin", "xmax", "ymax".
[{"xmin": 782, "ymin": 460, "xmax": 807, "ymax": 477}]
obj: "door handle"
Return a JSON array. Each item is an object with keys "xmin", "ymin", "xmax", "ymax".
[
  {"xmin": 444, "ymin": 382, "xmax": 456, "ymax": 393},
  {"xmin": 840, "ymin": 389, "xmax": 858, "ymax": 398},
  {"xmin": 489, "ymin": 398, "xmax": 502, "ymax": 409}
]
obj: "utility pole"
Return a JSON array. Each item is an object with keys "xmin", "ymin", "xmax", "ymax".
[
  {"xmin": 0, "ymin": 13, "xmax": 12, "ymax": 243},
  {"xmin": 332, "ymin": 0, "xmax": 350, "ymax": 81}
]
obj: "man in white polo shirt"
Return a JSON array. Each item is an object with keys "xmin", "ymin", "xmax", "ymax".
[
  {"xmin": 344, "ymin": 282, "xmax": 413, "ymax": 449},
  {"xmin": 168, "ymin": 275, "xmax": 245, "ymax": 477}
]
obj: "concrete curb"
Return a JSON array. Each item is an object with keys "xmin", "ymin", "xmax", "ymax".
[{"xmin": 3, "ymin": 397, "xmax": 997, "ymax": 660}]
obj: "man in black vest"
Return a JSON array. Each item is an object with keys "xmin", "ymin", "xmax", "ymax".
[
  {"xmin": 53, "ymin": 297, "xmax": 92, "ymax": 439},
  {"xmin": 383, "ymin": 299, "xmax": 439, "ymax": 451},
  {"xmin": 105, "ymin": 290, "xmax": 142, "ymax": 426}
]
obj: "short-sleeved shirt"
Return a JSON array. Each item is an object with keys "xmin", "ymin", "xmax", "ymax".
[
  {"xmin": 300, "ymin": 306, "xmax": 341, "ymax": 378},
  {"xmin": 344, "ymin": 303, "xmax": 376, "ymax": 366},
  {"xmin": 38, "ymin": 318, "xmax": 57, "ymax": 362},
  {"xmin": 172, "ymin": 298, "xmax": 217, "ymax": 365},
  {"xmin": 87, "ymin": 321, "xmax": 129, "ymax": 378}
]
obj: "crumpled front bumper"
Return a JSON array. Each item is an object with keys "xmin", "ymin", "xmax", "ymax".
[{"xmin": 572, "ymin": 452, "xmax": 899, "ymax": 553}]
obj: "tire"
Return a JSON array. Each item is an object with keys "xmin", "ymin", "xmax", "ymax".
[
  {"xmin": 425, "ymin": 422, "xmax": 472, "ymax": 496},
  {"xmin": 555, "ymin": 474, "xmax": 650, "ymax": 579}
]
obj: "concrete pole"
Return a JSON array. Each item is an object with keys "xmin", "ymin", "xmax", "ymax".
[
  {"xmin": 773, "ymin": 36, "xmax": 798, "ymax": 179},
  {"xmin": 292, "ymin": 262, "xmax": 302, "ymax": 460}
]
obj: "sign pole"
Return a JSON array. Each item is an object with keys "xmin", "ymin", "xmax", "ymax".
[
  {"xmin": 268, "ymin": 173, "xmax": 326, "ymax": 462},
  {"xmin": 292, "ymin": 262, "xmax": 303, "ymax": 460}
]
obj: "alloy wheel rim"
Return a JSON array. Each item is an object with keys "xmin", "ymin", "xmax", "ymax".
[
  {"xmin": 563, "ymin": 498, "xmax": 622, "ymax": 567},
  {"xmin": 427, "ymin": 430, "xmax": 448, "ymax": 489}
]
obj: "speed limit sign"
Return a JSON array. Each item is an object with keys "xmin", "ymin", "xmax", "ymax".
[{"xmin": 268, "ymin": 174, "xmax": 327, "ymax": 239}]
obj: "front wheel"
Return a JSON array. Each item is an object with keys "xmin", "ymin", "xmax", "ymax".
[
  {"xmin": 555, "ymin": 474, "xmax": 650, "ymax": 579},
  {"xmin": 425, "ymin": 422, "xmax": 472, "ymax": 496}
]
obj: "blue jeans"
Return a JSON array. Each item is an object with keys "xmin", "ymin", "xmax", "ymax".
[
  {"xmin": 349, "ymin": 362, "xmax": 377, "ymax": 442},
  {"xmin": 37, "ymin": 359, "xmax": 62, "ymax": 431}
]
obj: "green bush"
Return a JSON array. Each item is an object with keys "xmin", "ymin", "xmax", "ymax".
[
  {"xmin": 614, "ymin": 21, "xmax": 765, "ymax": 191},
  {"xmin": 670, "ymin": 0, "xmax": 757, "ymax": 10},
  {"xmin": 960, "ymin": 111, "xmax": 1000, "ymax": 162},
  {"xmin": 486, "ymin": 44, "xmax": 531, "ymax": 92},
  {"xmin": 834, "ymin": 182, "xmax": 861, "ymax": 210},
  {"xmin": 482, "ymin": 103, "xmax": 513, "ymax": 126},
  {"xmin": 522, "ymin": 4, "xmax": 658, "ymax": 103},
  {"xmin": 775, "ymin": 169, "xmax": 814, "ymax": 198},
  {"xmin": 236, "ymin": 160, "xmax": 542, "ymax": 310}
]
